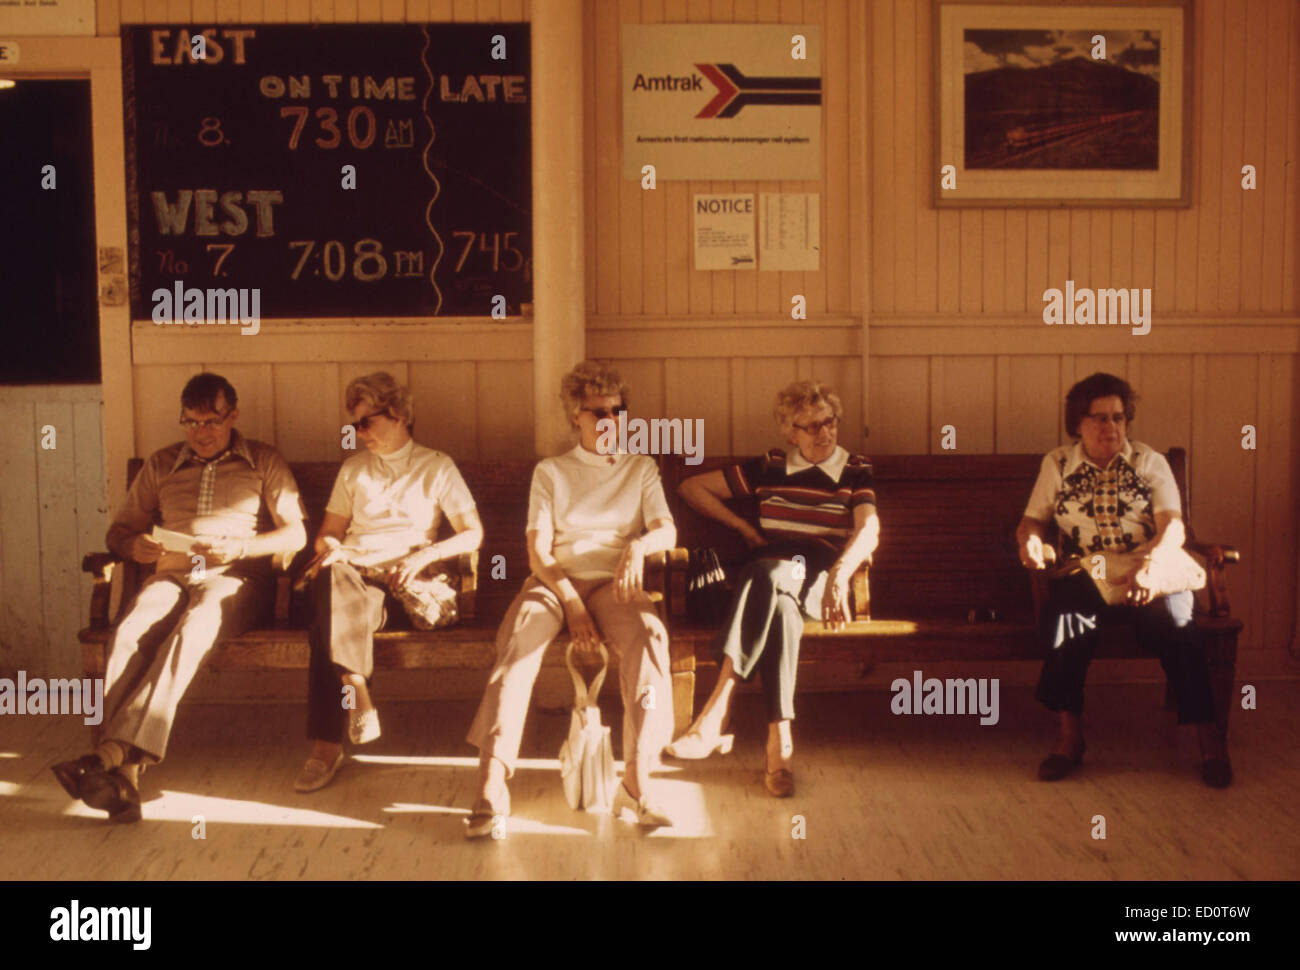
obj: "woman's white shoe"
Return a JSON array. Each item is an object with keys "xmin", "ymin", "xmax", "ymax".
[
  {"xmin": 663, "ymin": 731, "xmax": 734, "ymax": 760},
  {"xmin": 465, "ymin": 786, "xmax": 511, "ymax": 840},
  {"xmin": 347, "ymin": 708, "xmax": 381, "ymax": 745},
  {"xmin": 613, "ymin": 782, "xmax": 672, "ymax": 827}
]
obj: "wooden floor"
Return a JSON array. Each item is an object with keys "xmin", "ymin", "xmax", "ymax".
[{"xmin": 2, "ymin": 680, "xmax": 1297, "ymax": 881}]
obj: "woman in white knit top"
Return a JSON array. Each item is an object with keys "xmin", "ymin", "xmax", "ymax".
[{"xmin": 465, "ymin": 361, "xmax": 678, "ymax": 836}]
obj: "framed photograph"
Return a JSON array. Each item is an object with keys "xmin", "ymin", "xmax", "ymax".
[{"xmin": 934, "ymin": 1, "xmax": 1192, "ymax": 207}]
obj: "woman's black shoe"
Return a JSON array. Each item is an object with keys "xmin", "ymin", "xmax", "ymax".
[
  {"xmin": 80, "ymin": 765, "xmax": 143, "ymax": 823},
  {"xmin": 51, "ymin": 755, "xmax": 105, "ymax": 800},
  {"xmin": 1037, "ymin": 740, "xmax": 1086, "ymax": 781},
  {"xmin": 1201, "ymin": 756, "xmax": 1233, "ymax": 789}
]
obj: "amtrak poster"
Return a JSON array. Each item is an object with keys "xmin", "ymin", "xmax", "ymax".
[{"xmin": 622, "ymin": 25, "xmax": 822, "ymax": 181}]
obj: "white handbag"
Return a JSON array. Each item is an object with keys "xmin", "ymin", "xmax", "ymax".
[
  {"xmin": 558, "ymin": 641, "xmax": 618, "ymax": 812},
  {"xmin": 1059, "ymin": 547, "xmax": 1207, "ymax": 606}
]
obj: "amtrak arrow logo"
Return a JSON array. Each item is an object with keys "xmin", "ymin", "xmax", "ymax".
[{"xmin": 695, "ymin": 63, "xmax": 821, "ymax": 118}]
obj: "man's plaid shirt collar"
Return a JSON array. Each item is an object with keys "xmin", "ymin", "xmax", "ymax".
[{"xmin": 170, "ymin": 429, "xmax": 256, "ymax": 474}]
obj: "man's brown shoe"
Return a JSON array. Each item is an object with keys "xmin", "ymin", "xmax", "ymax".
[
  {"xmin": 80, "ymin": 765, "xmax": 142, "ymax": 823},
  {"xmin": 764, "ymin": 769, "xmax": 795, "ymax": 798},
  {"xmin": 51, "ymin": 755, "xmax": 105, "ymax": 800}
]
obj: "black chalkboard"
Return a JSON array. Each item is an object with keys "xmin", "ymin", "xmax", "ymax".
[{"xmin": 122, "ymin": 24, "xmax": 532, "ymax": 320}]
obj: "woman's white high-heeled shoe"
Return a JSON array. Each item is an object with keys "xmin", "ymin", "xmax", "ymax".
[
  {"xmin": 348, "ymin": 708, "xmax": 381, "ymax": 745},
  {"xmin": 465, "ymin": 785, "xmax": 511, "ymax": 840},
  {"xmin": 613, "ymin": 782, "xmax": 672, "ymax": 827},
  {"xmin": 663, "ymin": 731, "xmax": 734, "ymax": 760}
]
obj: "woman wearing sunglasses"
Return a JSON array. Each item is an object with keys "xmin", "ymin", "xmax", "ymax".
[
  {"xmin": 465, "ymin": 360, "xmax": 677, "ymax": 836},
  {"xmin": 668, "ymin": 380, "xmax": 879, "ymax": 797},
  {"xmin": 293, "ymin": 372, "xmax": 483, "ymax": 792}
]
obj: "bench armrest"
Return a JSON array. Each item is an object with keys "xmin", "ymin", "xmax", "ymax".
[
  {"xmin": 458, "ymin": 549, "xmax": 479, "ymax": 622},
  {"xmin": 81, "ymin": 552, "xmax": 122, "ymax": 629},
  {"xmin": 645, "ymin": 549, "xmax": 689, "ymax": 619},
  {"xmin": 1186, "ymin": 541, "xmax": 1241, "ymax": 618},
  {"xmin": 850, "ymin": 563, "xmax": 870, "ymax": 621}
]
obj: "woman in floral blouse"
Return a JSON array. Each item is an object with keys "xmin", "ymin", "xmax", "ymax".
[{"xmin": 1016, "ymin": 372, "xmax": 1231, "ymax": 788}]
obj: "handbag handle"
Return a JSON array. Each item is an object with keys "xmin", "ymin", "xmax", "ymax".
[{"xmin": 564, "ymin": 640, "xmax": 609, "ymax": 709}]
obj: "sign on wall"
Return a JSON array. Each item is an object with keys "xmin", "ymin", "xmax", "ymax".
[
  {"xmin": 623, "ymin": 25, "xmax": 822, "ymax": 181},
  {"xmin": 0, "ymin": 0, "xmax": 94, "ymax": 36},
  {"xmin": 122, "ymin": 24, "xmax": 532, "ymax": 320},
  {"xmin": 759, "ymin": 193, "xmax": 819, "ymax": 271},
  {"xmin": 693, "ymin": 193, "xmax": 755, "ymax": 270}
]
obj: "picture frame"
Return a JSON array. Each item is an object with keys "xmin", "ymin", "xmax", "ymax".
[{"xmin": 933, "ymin": 0, "xmax": 1192, "ymax": 207}]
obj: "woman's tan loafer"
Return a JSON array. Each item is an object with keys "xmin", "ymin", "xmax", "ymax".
[{"xmin": 295, "ymin": 751, "xmax": 345, "ymax": 793}]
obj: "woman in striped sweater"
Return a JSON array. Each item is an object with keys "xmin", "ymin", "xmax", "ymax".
[{"xmin": 668, "ymin": 380, "xmax": 880, "ymax": 797}]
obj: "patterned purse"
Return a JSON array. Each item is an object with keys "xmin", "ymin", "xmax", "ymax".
[{"xmin": 356, "ymin": 562, "xmax": 460, "ymax": 630}]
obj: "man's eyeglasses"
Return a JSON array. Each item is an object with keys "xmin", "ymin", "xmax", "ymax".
[
  {"xmin": 580, "ymin": 405, "xmax": 627, "ymax": 421},
  {"xmin": 350, "ymin": 412, "xmax": 390, "ymax": 432},
  {"xmin": 179, "ymin": 410, "xmax": 232, "ymax": 431},
  {"xmin": 792, "ymin": 415, "xmax": 840, "ymax": 435}
]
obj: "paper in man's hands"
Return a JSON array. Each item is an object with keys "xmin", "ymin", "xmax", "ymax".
[{"xmin": 151, "ymin": 525, "xmax": 199, "ymax": 553}]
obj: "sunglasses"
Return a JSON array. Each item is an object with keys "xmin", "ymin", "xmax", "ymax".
[
  {"xmin": 179, "ymin": 409, "xmax": 232, "ymax": 431},
  {"xmin": 350, "ymin": 412, "xmax": 391, "ymax": 432},
  {"xmin": 580, "ymin": 405, "xmax": 627, "ymax": 421}
]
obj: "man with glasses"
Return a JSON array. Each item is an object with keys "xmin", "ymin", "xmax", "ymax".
[{"xmin": 52, "ymin": 372, "xmax": 307, "ymax": 822}]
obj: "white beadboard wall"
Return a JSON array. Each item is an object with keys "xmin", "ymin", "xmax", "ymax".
[{"xmin": 0, "ymin": 385, "xmax": 109, "ymax": 679}]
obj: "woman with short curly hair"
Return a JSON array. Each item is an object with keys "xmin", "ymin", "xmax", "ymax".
[
  {"xmin": 293, "ymin": 371, "xmax": 484, "ymax": 793},
  {"xmin": 1017, "ymin": 372, "xmax": 1231, "ymax": 787},
  {"xmin": 465, "ymin": 360, "xmax": 678, "ymax": 834},
  {"xmin": 669, "ymin": 380, "xmax": 880, "ymax": 797},
  {"xmin": 344, "ymin": 371, "xmax": 415, "ymax": 429}
]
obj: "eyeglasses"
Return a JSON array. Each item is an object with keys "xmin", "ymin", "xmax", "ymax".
[
  {"xmin": 1085, "ymin": 412, "xmax": 1127, "ymax": 426},
  {"xmin": 179, "ymin": 409, "xmax": 232, "ymax": 430},
  {"xmin": 580, "ymin": 405, "xmax": 627, "ymax": 421},
  {"xmin": 792, "ymin": 415, "xmax": 839, "ymax": 435},
  {"xmin": 350, "ymin": 412, "xmax": 390, "ymax": 432}
]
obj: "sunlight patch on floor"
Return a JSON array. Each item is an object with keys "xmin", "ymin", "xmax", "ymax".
[{"xmin": 61, "ymin": 790, "xmax": 384, "ymax": 828}]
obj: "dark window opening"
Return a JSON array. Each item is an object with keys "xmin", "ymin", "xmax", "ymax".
[{"xmin": 0, "ymin": 78, "xmax": 100, "ymax": 384}]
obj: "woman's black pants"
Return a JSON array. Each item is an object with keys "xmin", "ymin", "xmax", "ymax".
[{"xmin": 1034, "ymin": 572, "xmax": 1214, "ymax": 724}]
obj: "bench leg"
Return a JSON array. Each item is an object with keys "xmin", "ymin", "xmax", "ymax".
[
  {"xmin": 670, "ymin": 669, "xmax": 695, "ymax": 741},
  {"xmin": 83, "ymin": 641, "xmax": 107, "ymax": 746}
]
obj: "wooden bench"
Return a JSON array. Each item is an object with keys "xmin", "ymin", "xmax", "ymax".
[
  {"xmin": 78, "ymin": 458, "xmax": 694, "ymax": 735},
  {"xmin": 79, "ymin": 448, "xmax": 1242, "ymax": 741},
  {"xmin": 658, "ymin": 448, "xmax": 1242, "ymax": 736}
]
